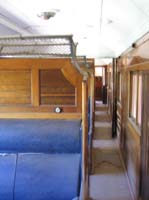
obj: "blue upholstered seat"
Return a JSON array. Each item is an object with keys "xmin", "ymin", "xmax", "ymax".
[
  {"xmin": 0, "ymin": 119, "xmax": 81, "ymax": 153},
  {"xmin": 0, "ymin": 119, "xmax": 82, "ymax": 200},
  {"xmin": 15, "ymin": 153, "xmax": 81, "ymax": 200},
  {"xmin": 0, "ymin": 154, "xmax": 17, "ymax": 200}
]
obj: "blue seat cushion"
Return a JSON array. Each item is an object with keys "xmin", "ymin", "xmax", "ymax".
[
  {"xmin": 0, "ymin": 154, "xmax": 17, "ymax": 200},
  {"xmin": 0, "ymin": 119, "xmax": 81, "ymax": 153},
  {"xmin": 15, "ymin": 153, "xmax": 81, "ymax": 200}
]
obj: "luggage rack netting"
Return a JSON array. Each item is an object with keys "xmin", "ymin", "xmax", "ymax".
[{"xmin": 0, "ymin": 35, "xmax": 76, "ymax": 57}]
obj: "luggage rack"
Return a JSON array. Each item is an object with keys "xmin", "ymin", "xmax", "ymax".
[
  {"xmin": 76, "ymin": 56, "xmax": 91, "ymax": 68},
  {"xmin": 0, "ymin": 35, "xmax": 76, "ymax": 58},
  {"xmin": 0, "ymin": 34, "xmax": 89, "ymax": 79}
]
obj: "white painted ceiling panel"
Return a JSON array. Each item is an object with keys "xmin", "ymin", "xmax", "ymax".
[
  {"xmin": 0, "ymin": 23, "xmax": 17, "ymax": 35},
  {"xmin": 0, "ymin": 0, "xmax": 148, "ymax": 59}
]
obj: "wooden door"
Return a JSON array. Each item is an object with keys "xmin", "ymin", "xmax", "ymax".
[{"xmin": 141, "ymin": 71, "xmax": 149, "ymax": 200}]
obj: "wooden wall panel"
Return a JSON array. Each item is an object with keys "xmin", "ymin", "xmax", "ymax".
[
  {"xmin": 0, "ymin": 70, "xmax": 31, "ymax": 105},
  {"xmin": 40, "ymin": 69, "xmax": 75, "ymax": 105},
  {"xmin": 31, "ymin": 68, "xmax": 39, "ymax": 106},
  {"xmin": 117, "ymin": 103, "xmax": 122, "ymax": 146},
  {"xmin": 0, "ymin": 58, "xmax": 83, "ymax": 116},
  {"xmin": 107, "ymin": 33, "xmax": 149, "ymax": 200},
  {"xmin": 0, "ymin": 112, "xmax": 82, "ymax": 119},
  {"xmin": 117, "ymin": 58, "xmax": 149, "ymax": 200},
  {"xmin": 141, "ymin": 71, "xmax": 149, "ymax": 200},
  {"xmin": 126, "ymin": 121, "xmax": 140, "ymax": 200}
]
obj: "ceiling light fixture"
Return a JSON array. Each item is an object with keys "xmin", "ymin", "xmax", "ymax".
[
  {"xmin": 107, "ymin": 19, "xmax": 113, "ymax": 24},
  {"xmin": 37, "ymin": 11, "xmax": 56, "ymax": 20}
]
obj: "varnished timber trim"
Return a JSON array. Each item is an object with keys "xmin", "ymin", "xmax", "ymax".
[
  {"xmin": 61, "ymin": 61, "xmax": 82, "ymax": 112},
  {"xmin": 126, "ymin": 61, "xmax": 149, "ymax": 71},
  {"xmin": 31, "ymin": 68, "xmax": 39, "ymax": 106},
  {"xmin": 117, "ymin": 144, "xmax": 136, "ymax": 200},
  {"xmin": 0, "ymin": 58, "xmax": 68, "ymax": 69},
  {"xmin": 0, "ymin": 112, "xmax": 82, "ymax": 119},
  {"xmin": 0, "ymin": 106, "xmax": 78, "ymax": 113},
  {"xmin": 82, "ymin": 80, "xmax": 88, "ymax": 200},
  {"xmin": 0, "ymin": 58, "xmax": 83, "ymax": 113},
  {"xmin": 127, "ymin": 118, "xmax": 141, "ymax": 145},
  {"xmin": 90, "ymin": 75, "xmax": 95, "ymax": 113}
]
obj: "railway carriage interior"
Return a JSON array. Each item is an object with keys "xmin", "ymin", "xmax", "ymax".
[{"xmin": 0, "ymin": 0, "xmax": 148, "ymax": 200}]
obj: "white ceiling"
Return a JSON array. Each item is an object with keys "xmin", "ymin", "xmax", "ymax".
[{"xmin": 0, "ymin": 0, "xmax": 148, "ymax": 62}]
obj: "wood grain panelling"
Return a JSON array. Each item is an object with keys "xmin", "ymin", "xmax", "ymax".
[
  {"xmin": 141, "ymin": 71, "xmax": 149, "ymax": 200},
  {"xmin": 129, "ymin": 56, "xmax": 149, "ymax": 65},
  {"xmin": 108, "ymin": 33, "xmax": 149, "ymax": 200},
  {"xmin": 61, "ymin": 61, "xmax": 82, "ymax": 112},
  {"xmin": 126, "ymin": 121, "xmax": 140, "ymax": 200},
  {"xmin": 0, "ymin": 112, "xmax": 81, "ymax": 119},
  {"xmin": 0, "ymin": 70, "xmax": 31, "ymax": 105},
  {"xmin": 116, "ymin": 59, "xmax": 141, "ymax": 200},
  {"xmin": 0, "ymin": 58, "xmax": 82, "ymax": 115},
  {"xmin": 82, "ymin": 80, "xmax": 89, "ymax": 199},
  {"xmin": 117, "ymin": 103, "xmax": 122, "ymax": 147},
  {"xmin": 31, "ymin": 68, "xmax": 39, "ymax": 106},
  {"xmin": 40, "ymin": 69, "xmax": 75, "ymax": 105}
]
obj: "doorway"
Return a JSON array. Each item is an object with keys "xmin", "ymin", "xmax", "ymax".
[{"xmin": 95, "ymin": 66, "xmax": 107, "ymax": 103}]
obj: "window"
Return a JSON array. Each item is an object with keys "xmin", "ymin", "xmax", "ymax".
[
  {"xmin": 129, "ymin": 71, "xmax": 142, "ymax": 128},
  {"xmin": 130, "ymin": 72, "xmax": 137, "ymax": 119},
  {"xmin": 102, "ymin": 67, "xmax": 105, "ymax": 86},
  {"xmin": 95, "ymin": 67, "xmax": 102, "ymax": 77},
  {"xmin": 137, "ymin": 73, "xmax": 142, "ymax": 126}
]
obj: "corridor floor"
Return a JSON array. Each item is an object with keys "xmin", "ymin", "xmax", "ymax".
[{"xmin": 89, "ymin": 102, "xmax": 133, "ymax": 200}]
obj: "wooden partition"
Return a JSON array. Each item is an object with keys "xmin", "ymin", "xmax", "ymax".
[
  {"xmin": 116, "ymin": 34, "xmax": 149, "ymax": 200},
  {"xmin": 0, "ymin": 58, "xmax": 83, "ymax": 119},
  {"xmin": 79, "ymin": 58, "xmax": 95, "ymax": 199},
  {"xmin": 0, "ymin": 57, "xmax": 92, "ymax": 200},
  {"xmin": 80, "ymin": 58, "xmax": 95, "ymax": 125},
  {"xmin": 116, "ymin": 60, "xmax": 128, "ymax": 157},
  {"xmin": 106, "ymin": 34, "xmax": 149, "ymax": 200}
]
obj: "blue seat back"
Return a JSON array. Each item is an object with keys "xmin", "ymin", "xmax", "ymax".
[{"xmin": 0, "ymin": 119, "xmax": 81, "ymax": 153}]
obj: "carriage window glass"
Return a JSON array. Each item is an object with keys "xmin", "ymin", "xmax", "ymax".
[
  {"xmin": 130, "ymin": 72, "xmax": 137, "ymax": 120},
  {"xmin": 130, "ymin": 71, "xmax": 142, "ymax": 130},
  {"xmin": 137, "ymin": 73, "xmax": 142, "ymax": 126},
  {"xmin": 102, "ymin": 67, "xmax": 105, "ymax": 86}
]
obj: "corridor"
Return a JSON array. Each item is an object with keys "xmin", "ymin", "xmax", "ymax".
[{"xmin": 89, "ymin": 102, "xmax": 133, "ymax": 200}]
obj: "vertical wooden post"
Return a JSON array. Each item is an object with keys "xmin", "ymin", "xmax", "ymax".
[
  {"xmin": 89, "ymin": 73, "xmax": 95, "ymax": 136},
  {"xmin": 82, "ymin": 80, "xmax": 88, "ymax": 200},
  {"xmin": 112, "ymin": 58, "xmax": 117, "ymax": 137},
  {"xmin": 89, "ymin": 74, "xmax": 95, "ymax": 173},
  {"xmin": 90, "ymin": 74, "xmax": 95, "ymax": 116},
  {"xmin": 31, "ymin": 68, "xmax": 40, "ymax": 106}
]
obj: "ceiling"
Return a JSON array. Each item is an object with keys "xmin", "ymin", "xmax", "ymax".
[{"xmin": 0, "ymin": 0, "xmax": 148, "ymax": 63}]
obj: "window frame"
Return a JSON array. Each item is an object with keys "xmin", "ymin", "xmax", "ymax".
[{"xmin": 129, "ymin": 71, "xmax": 142, "ymax": 129}]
